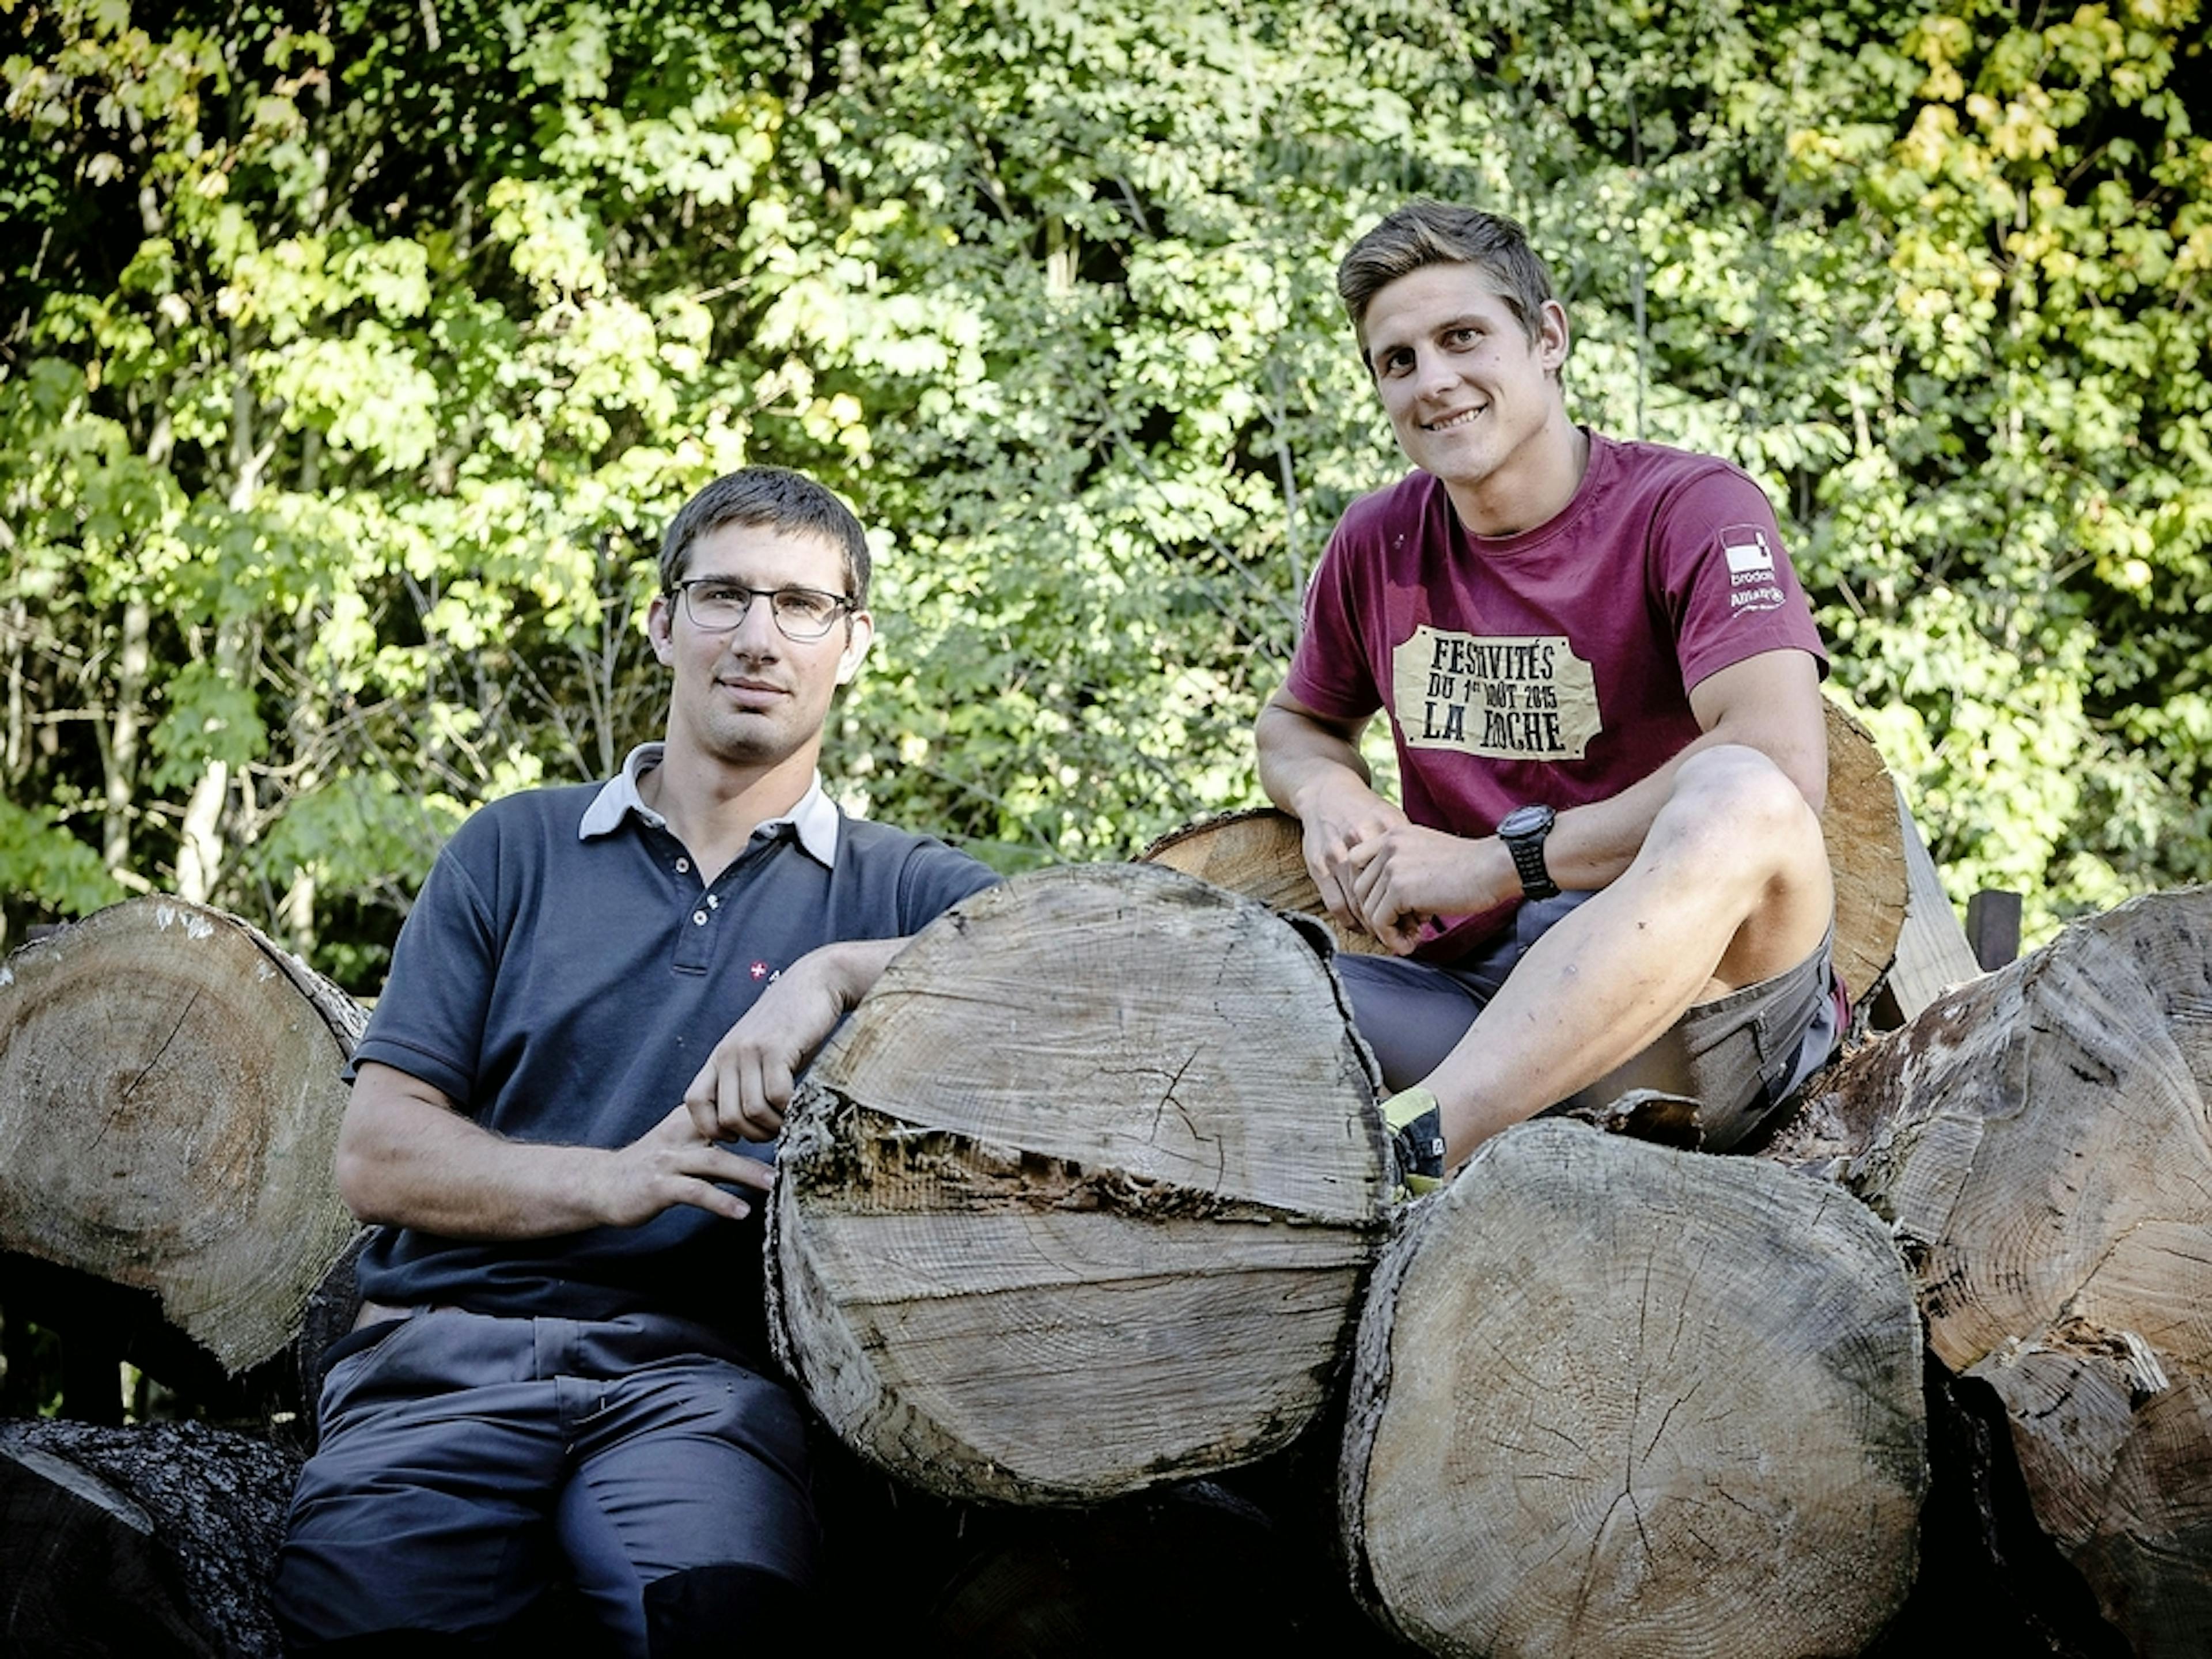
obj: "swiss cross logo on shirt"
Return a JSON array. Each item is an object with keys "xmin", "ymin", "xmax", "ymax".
[
  {"xmin": 748, "ymin": 960, "xmax": 772, "ymax": 980},
  {"xmin": 1721, "ymin": 524, "xmax": 1786, "ymax": 614}
]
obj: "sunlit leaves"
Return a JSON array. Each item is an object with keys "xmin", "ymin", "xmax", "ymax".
[{"xmin": 1, "ymin": 0, "xmax": 2206, "ymax": 967}]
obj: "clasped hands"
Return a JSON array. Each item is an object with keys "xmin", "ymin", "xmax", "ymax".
[{"xmin": 1304, "ymin": 793, "xmax": 1517, "ymax": 955}]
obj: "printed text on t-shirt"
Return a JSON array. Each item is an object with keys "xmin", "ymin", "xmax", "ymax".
[{"xmin": 1390, "ymin": 626, "xmax": 1600, "ymax": 761}]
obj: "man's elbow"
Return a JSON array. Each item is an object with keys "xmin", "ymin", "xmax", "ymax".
[
  {"xmin": 1745, "ymin": 741, "xmax": 1825, "ymax": 819},
  {"xmin": 332, "ymin": 1071, "xmax": 431, "ymax": 1225},
  {"xmin": 1252, "ymin": 696, "xmax": 1304, "ymax": 798},
  {"xmin": 333, "ymin": 1132, "xmax": 400, "ymax": 1225}
]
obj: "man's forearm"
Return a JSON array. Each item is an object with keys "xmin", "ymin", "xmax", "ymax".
[
  {"xmin": 337, "ymin": 1064, "xmax": 765, "ymax": 1238},
  {"xmin": 338, "ymin": 1075, "xmax": 626, "ymax": 1236},
  {"xmin": 801, "ymin": 936, "xmax": 907, "ymax": 1007},
  {"xmin": 1256, "ymin": 694, "xmax": 1423, "ymax": 930},
  {"xmin": 1255, "ymin": 699, "xmax": 1373, "ymax": 816},
  {"xmin": 679, "ymin": 934, "xmax": 912, "ymax": 1144},
  {"xmin": 1537, "ymin": 763, "xmax": 1692, "ymax": 893}
]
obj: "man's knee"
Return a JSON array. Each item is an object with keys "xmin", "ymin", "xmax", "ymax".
[{"xmin": 1654, "ymin": 745, "xmax": 1824, "ymax": 877}]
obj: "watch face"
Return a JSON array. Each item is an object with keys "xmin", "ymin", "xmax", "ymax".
[{"xmin": 1499, "ymin": 804, "xmax": 1552, "ymax": 839}]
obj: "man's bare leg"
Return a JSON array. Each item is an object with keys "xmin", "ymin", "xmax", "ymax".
[{"xmin": 1421, "ymin": 745, "xmax": 1834, "ymax": 1167}]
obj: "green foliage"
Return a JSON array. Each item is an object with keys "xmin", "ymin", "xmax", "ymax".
[
  {"xmin": 0, "ymin": 801, "xmax": 124, "ymax": 917},
  {"xmin": 1, "ymin": 0, "xmax": 2205, "ymax": 976}
]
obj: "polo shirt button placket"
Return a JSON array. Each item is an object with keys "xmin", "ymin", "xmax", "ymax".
[{"xmin": 673, "ymin": 880, "xmax": 717, "ymax": 972}]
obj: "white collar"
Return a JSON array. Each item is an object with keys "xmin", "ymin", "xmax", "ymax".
[{"xmin": 579, "ymin": 743, "xmax": 840, "ymax": 868}]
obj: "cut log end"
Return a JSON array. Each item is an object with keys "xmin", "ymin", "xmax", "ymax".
[
  {"xmin": 771, "ymin": 862, "xmax": 1390, "ymax": 1506},
  {"xmin": 0, "ymin": 897, "xmax": 361, "ymax": 1374},
  {"xmin": 1340, "ymin": 1119, "xmax": 1926, "ymax": 1659},
  {"xmin": 1141, "ymin": 808, "xmax": 1385, "ymax": 957},
  {"xmin": 1817, "ymin": 885, "xmax": 2212, "ymax": 1657}
]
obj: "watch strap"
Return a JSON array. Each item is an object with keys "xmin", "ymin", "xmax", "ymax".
[{"xmin": 1502, "ymin": 807, "xmax": 1559, "ymax": 901}]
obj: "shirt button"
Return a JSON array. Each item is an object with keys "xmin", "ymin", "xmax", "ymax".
[
  {"xmin": 692, "ymin": 910, "xmax": 708, "ymax": 926},
  {"xmin": 707, "ymin": 895, "xmax": 720, "ymax": 910},
  {"xmin": 675, "ymin": 857, "xmax": 690, "ymax": 873}
]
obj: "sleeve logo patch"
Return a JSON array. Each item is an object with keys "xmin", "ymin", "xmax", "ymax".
[
  {"xmin": 1391, "ymin": 627, "xmax": 1601, "ymax": 760},
  {"xmin": 1721, "ymin": 524, "xmax": 1786, "ymax": 613}
]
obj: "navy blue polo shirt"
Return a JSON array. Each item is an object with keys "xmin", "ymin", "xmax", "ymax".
[{"xmin": 348, "ymin": 752, "xmax": 999, "ymax": 1335}]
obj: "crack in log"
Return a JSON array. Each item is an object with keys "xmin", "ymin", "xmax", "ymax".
[
  {"xmin": 96, "ymin": 987, "xmax": 203, "ymax": 1147},
  {"xmin": 790, "ymin": 1093, "xmax": 1372, "ymax": 1228},
  {"xmin": 1574, "ymin": 1486, "xmax": 1652, "ymax": 1644},
  {"xmin": 1112, "ymin": 1051, "xmax": 1207, "ymax": 1150}
]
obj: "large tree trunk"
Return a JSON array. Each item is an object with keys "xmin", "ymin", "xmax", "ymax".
[
  {"xmin": 0, "ymin": 1418, "xmax": 300, "ymax": 1657},
  {"xmin": 1800, "ymin": 886, "xmax": 2212, "ymax": 1658},
  {"xmin": 0, "ymin": 898, "xmax": 362, "ymax": 1387},
  {"xmin": 1337, "ymin": 1119, "xmax": 1927, "ymax": 1659},
  {"xmin": 769, "ymin": 863, "xmax": 1392, "ymax": 1506}
]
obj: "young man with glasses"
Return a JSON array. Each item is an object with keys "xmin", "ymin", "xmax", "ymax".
[
  {"xmin": 275, "ymin": 468, "xmax": 998, "ymax": 1654},
  {"xmin": 1256, "ymin": 203, "xmax": 1840, "ymax": 1184}
]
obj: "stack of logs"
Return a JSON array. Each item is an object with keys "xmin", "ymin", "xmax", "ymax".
[{"xmin": 2, "ymin": 702, "xmax": 2205, "ymax": 1656}]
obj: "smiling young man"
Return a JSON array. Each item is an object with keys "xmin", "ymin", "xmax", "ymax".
[
  {"xmin": 274, "ymin": 468, "xmax": 997, "ymax": 1655},
  {"xmin": 1256, "ymin": 202, "xmax": 1840, "ymax": 1179}
]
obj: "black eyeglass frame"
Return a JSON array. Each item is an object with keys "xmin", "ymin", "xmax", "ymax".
[{"xmin": 665, "ymin": 578, "xmax": 858, "ymax": 642}]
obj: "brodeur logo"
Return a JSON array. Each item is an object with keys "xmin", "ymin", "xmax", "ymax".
[
  {"xmin": 1721, "ymin": 525, "xmax": 1785, "ymax": 613},
  {"xmin": 1722, "ymin": 525, "xmax": 1775, "ymax": 577}
]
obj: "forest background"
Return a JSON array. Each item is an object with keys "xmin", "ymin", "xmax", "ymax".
[{"xmin": 1, "ymin": 0, "xmax": 2205, "ymax": 994}]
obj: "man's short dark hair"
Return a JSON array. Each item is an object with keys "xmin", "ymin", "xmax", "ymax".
[
  {"xmin": 659, "ymin": 467, "xmax": 872, "ymax": 606},
  {"xmin": 1337, "ymin": 203, "xmax": 1558, "ymax": 358}
]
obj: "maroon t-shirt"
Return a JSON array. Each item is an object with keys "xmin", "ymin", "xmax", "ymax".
[{"xmin": 1286, "ymin": 432, "xmax": 1827, "ymax": 959}]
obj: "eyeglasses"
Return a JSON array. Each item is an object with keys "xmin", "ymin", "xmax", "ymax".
[{"xmin": 668, "ymin": 579, "xmax": 856, "ymax": 642}]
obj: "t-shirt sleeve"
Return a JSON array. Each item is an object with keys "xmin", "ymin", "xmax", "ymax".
[
  {"xmin": 1653, "ymin": 467, "xmax": 1828, "ymax": 692},
  {"xmin": 1282, "ymin": 518, "xmax": 1385, "ymax": 722},
  {"xmin": 894, "ymin": 839, "xmax": 1002, "ymax": 935},
  {"xmin": 345, "ymin": 831, "xmax": 498, "ymax": 1106}
]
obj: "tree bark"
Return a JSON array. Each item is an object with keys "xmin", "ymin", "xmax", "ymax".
[
  {"xmin": 1800, "ymin": 885, "xmax": 2212, "ymax": 1658},
  {"xmin": 1338, "ymin": 1118, "xmax": 1927, "ymax": 1659},
  {"xmin": 0, "ymin": 1418, "xmax": 299, "ymax": 1658},
  {"xmin": 0, "ymin": 896, "xmax": 363, "ymax": 1380},
  {"xmin": 100, "ymin": 597, "xmax": 150, "ymax": 874},
  {"xmin": 769, "ymin": 862, "xmax": 1392, "ymax": 1506}
]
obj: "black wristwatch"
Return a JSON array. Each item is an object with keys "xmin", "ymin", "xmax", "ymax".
[{"xmin": 1497, "ymin": 803, "xmax": 1560, "ymax": 901}]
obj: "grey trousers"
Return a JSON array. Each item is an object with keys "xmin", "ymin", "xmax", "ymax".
[
  {"xmin": 274, "ymin": 1308, "xmax": 816, "ymax": 1656},
  {"xmin": 1336, "ymin": 892, "xmax": 1841, "ymax": 1152}
]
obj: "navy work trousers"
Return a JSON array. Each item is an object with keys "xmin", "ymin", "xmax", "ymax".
[{"xmin": 273, "ymin": 1308, "xmax": 817, "ymax": 1656}]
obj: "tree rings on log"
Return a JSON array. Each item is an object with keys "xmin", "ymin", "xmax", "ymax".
[
  {"xmin": 1819, "ymin": 696, "xmax": 1908, "ymax": 1006},
  {"xmin": 1141, "ymin": 697, "xmax": 1906, "ymax": 1004},
  {"xmin": 0, "ymin": 897, "xmax": 362, "ymax": 1375},
  {"xmin": 769, "ymin": 862, "xmax": 1391, "ymax": 1506},
  {"xmin": 1340, "ymin": 1119, "xmax": 1925, "ymax": 1659},
  {"xmin": 1825, "ymin": 887, "xmax": 2212, "ymax": 1655}
]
